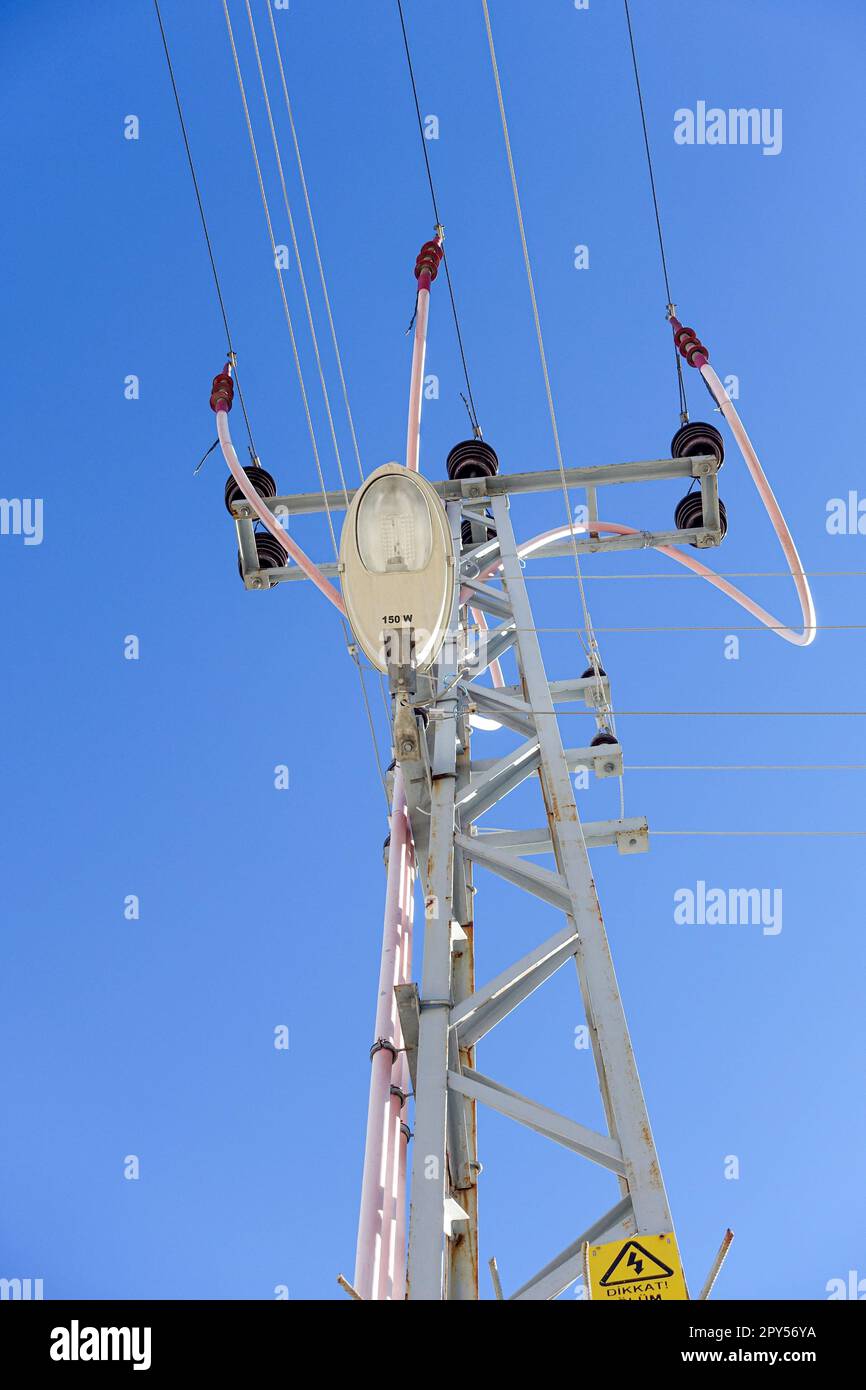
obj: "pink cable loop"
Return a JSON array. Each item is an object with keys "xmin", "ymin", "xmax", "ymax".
[
  {"xmin": 216, "ymin": 408, "xmax": 346, "ymax": 616},
  {"xmin": 698, "ymin": 363, "xmax": 816, "ymax": 646},
  {"xmin": 461, "ymin": 367, "xmax": 816, "ymax": 648}
]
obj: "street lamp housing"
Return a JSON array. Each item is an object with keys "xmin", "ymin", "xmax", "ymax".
[{"xmin": 339, "ymin": 463, "xmax": 455, "ymax": 673}]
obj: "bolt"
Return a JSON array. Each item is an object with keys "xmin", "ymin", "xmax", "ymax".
[
  {"xmin": 251, "ymin": 577, "xmax": 263, "ymax": 589},
  {"xmin": 401, "ymin": 739, "xmax": 415, "ymax": 756}
]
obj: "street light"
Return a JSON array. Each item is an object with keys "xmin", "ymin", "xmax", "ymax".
[{"xmin": 339, "ymin": 463, "xmax": 455, "ymax": 673}]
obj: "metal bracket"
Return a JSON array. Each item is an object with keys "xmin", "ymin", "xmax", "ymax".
[{"xmin": 395, "ymin": 982, "xmax": 421, "ymax": 1093}]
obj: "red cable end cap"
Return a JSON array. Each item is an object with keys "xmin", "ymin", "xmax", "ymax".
[
  {"xmin": 414, "ymin": 239, "xmax": 444, "ymax": 284},
  {"xmin": 671, "ymin": 320, "xmax": 710, "ymax": 369},
  {"xmin": 210, "ymin": 366, "xmax": 234, "ymax": 413}
]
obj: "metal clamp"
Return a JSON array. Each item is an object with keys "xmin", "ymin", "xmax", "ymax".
[
  {"xmin": 369, "ymin": 1038, "xmax": 398, "ymax": 1063},
  {"xmin": 385, "ymin": 628, "xmax": 417, "ymax": 697}
]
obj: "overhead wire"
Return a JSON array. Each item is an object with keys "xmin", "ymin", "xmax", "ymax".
[
  {"xmin": 532, "ymin": 623, "xmax": 863, "ymax": 634},
  {"xmin": 222, "ymin": 0, "xmax": 389, "ymax": 805},
  {"xmin": 623, "ymin": 0, "xmax": 688, "ymax": 422},
  {"xmin": 479, "ymin": 0, "xmax": 598, "ymax": 671},
  {"xmin": 266, "ymin": 0, "xmax": 365, "ymax": 486},
  {"xmin": 652, "ymin": 830, "xmax": 866, "ymax": 838},
  {"xmin": 627, "ymin": 765, "xmax": 866, "ymax": 772},
  {"xmin": 523, "ymin": 570, "xmax": 866, "ymax": 582},
  {"xmin": 480, "ymin": 0, "xmax": 624, "ymax": 812},
  {"xmin": 396, "ymin": 0, "xmax": 482, "ymax": 438},
  {"xmin": 222, "ymin": 0, "xmax": 340, "ymax": 555},
  {"xmin": 153, "ymin": 0, "xmax": 258, "ymax": 460},
  {"xmin": 244, "ymin": 0, "xmax": 352, "ymax": 508},
  {"xmin": 560, "ymin": 710, "xmax": 866, "ymax": 717},
  {"xmin": 262, "ymin": 0, "xmax": 392, "ymax": 728}
]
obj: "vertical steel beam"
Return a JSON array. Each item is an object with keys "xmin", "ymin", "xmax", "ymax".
[
  {"xmin": 490, "ymin": 495, "xmax": 674, "ymax": 1236},
  {"xmin": 406, "ymin": 503, "xmax": 462, "ymax": 1300},
  {"xmin": 354, "ymin": 769, "xmax": 412, "ymax": 1298},
  {"xmin": 447, "ymin": 709, "xmax": 479, "ymax": 1300}
]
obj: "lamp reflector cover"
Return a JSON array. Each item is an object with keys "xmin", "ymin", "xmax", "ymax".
[{"xmin": 339, "ymin": 463, "xmax": 455, "ymax": 673}]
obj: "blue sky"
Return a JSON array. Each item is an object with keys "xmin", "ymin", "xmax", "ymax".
[{"xmin": 1, "ymin": 0, "xmax": 864, "ymax": 1300}]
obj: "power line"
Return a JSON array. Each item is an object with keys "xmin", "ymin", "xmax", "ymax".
[
  {"xmin": 263, "ymin": 1, "xmax": 393, "ymax": 726},
  {"xmin": 222, "ymin": 0, "xmax": 389, "ymax": 806},
  {"xmin": 524, "ymin": 570, "xmax": 866, "ymax": 582},
  {"xmin": 480, "ymin": 1, "xmax": 608, "ymax": 688},
  {"xmin": 570, "ymin": 710, "xmax": 866, "ymax": 718},
  {"xmin": 223, "ymin": 0, "xmax": 340, "ymax": 554},
  {"xmin": 652, "ymin": 830, "xmax": 866, "ymax": 838},
  {"xmin": 481, "ymin": 0, "xmax": 625, "ymax": 820},
  {"xmin": 153, "ymin": 0, "xmax": 258, "ymax": 459},
  {"xmin": 626, "ymin": 765, "xmax": 866, "ymax": 772},
  {"xmin": 533, "ymin": 623, "xmax": 866, "ymax": 634},
  {"xmin": 396, "ymin": 0, "xmax": 482, "ymax": 438},
  {"xmin": 622, "ymin": 0, "xmax": 687, "ymax": 421},
  {"xmin": 266, "ymin": 0, "xmax": 365, "ymax": 485},
  {"xmin": 244, "ymin": 0, "xmax": 352, "ymax": 507}
]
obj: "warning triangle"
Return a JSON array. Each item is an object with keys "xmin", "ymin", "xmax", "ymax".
[{"xmin": 599, "ymin": 1240, "xmax": 675, "ymax": 1286}]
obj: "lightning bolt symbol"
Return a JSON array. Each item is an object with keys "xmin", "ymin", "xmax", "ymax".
[{"xmin": 627, "ymin": 1250, "xmax": 644, "ymax": 1276}]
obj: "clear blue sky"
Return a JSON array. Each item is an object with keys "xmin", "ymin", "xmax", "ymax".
[{"xmin": 1, "ymin": 0, "xmax": 864, "ymax": 1300}]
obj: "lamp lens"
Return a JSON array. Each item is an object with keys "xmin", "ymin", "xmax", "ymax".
[{"xmin": 356, "ymin": 475, "xmax": 433, "ymax": 574}]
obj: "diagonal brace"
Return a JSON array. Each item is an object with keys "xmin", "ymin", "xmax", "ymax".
[
  {"xmin": 451, "ymin": 924, "xmax": 579, "ymax": 1048},
  {"xmin": 448, "ymin": 1068, "xmax": 624, "ymax": 1176},
  {"xmin": 454, "ymin": 831, "xmax": 571, "ymax": 911}
]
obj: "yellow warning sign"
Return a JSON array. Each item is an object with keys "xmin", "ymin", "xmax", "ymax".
[{"xmin": 586, "ymin": 1232, "xmax": 688, "ymax": 1301}]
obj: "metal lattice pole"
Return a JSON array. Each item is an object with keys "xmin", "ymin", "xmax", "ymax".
[{"xmin": 398, "ymin": 495, "xmax": 679, "ymax": 1300}]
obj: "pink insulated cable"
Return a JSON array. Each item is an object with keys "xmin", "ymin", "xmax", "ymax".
[
  {"xmin": 354, "ymin": 770, "xmax": 413, "ymax": 1299},
  {"xmin": 465, "ymin": 361, "xmax": 816, "ymax": 648},
  {"xmin": 405, "ymin": 237, "xmax": 443, "ymax": 472},
  {"xmin": 212, "ymin": 371, "xmax": 346, "ymax": 616}
]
